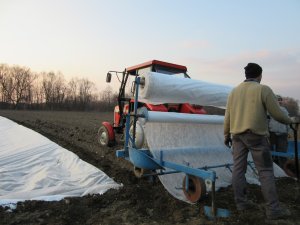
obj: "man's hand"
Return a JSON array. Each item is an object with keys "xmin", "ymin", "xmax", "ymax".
[{"xmin": 224, "ymin": 135, "xmax": 232, "ymax": 148}]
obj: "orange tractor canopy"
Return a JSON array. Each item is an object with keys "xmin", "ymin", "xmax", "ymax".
[{"xmin": 98, "ymin": 60, "xmax": 207, "ymax": 147}]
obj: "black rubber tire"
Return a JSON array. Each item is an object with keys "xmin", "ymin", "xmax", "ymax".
[{"xmin": 133, "ymin": 166, "xmax": 144, "ymax": 178}]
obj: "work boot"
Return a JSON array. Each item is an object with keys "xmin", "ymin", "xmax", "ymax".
[
  {"xmin": 236, "ymin": 201, "xmax": 256, "ymax": 211},
  {"xmin": 266, "ymin": 207, "xmax": 291, "ymax": 220}
]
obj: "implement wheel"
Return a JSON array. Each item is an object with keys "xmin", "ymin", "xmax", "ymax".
[
  {"xmin": 182, "ymin": 175, "xmax": 206, "ymax": 203},
  {"xmin": 133, "ymin": 166, "xmax": 145, "ymax": 178}
]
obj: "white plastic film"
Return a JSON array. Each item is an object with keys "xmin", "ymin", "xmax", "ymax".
[
  {"xmin": 0, "ymin": 116, "xmax": 122, "ymax": 205},
  {"xmin": 138, "ymin": 72, "xmax": 232, "ymax": 108},
  {"xmin": 142, "ymin": 111, "xmax": 286, "ymax": 203},
  {"xmin": 140, "ymin": 110, "xmax": 224, "ymax": 125}
]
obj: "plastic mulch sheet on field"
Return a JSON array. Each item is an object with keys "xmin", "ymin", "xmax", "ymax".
[{"xmin": 0, "ymin": 116, "xmax": 121, "ymax": 206}]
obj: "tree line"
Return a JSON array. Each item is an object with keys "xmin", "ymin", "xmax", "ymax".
[
  {"xmin": 0, "ymin": 63, "xmax": 299, "ymax": 115},
  {"xmin": 0, "ymin": 64, "xmax": 117, "ymax": 111}
]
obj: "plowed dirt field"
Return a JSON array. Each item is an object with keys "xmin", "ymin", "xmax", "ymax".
[{"xmin": 0, "ymin": 110, "xmax": 299, "ymax": 225}]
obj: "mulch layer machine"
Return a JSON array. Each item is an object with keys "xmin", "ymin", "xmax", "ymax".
[
  {"xmin": 110, "ymin": 69, "xmax": 237, "ymax": 219},
  {"xmin": 100, "ymin": 60, "xmax": 299, "ymax": 219}
]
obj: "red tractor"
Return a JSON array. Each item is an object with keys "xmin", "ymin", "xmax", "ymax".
[{"xmin": 98, "ymin": 60, "xmax": 207, "ymax": 147}]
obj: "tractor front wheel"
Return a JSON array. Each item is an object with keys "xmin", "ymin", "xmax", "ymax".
[{"xmin": 98, "ymin": 126, "xmax": 114, "ymax": 147}]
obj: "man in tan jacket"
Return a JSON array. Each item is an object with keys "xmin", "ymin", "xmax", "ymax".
[{"xmin": 224, "ymin": 62, "xmax": 298, "ymax": 220}]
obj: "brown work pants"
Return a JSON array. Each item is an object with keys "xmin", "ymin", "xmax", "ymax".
[{"xmin": 232, "ymin": 132, "xmax": 280, "ymax": 213}]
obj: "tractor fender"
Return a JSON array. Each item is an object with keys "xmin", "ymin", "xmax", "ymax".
[{"xmin": 102, "ymin": 122, "xmax": 115, "ymax": 142}]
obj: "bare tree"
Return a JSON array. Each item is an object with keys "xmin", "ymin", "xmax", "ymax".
[
  {"xmin": 15, "ymin": 66, "xmax": 36, "ymax": 108},
  {"xmin": 32, "ymin": 73, "xmax": 45, "ymax": 106},
  {"xmin": 78, "ymin": 78, "xmax": 95, "ymax": 109},
  {"xmin": 42, "ymin": 72, "xmax": 55, "ymax": 109},
  {"xmin": 0, "ymin": 65, "xmax": 35, "ymax": 108},
  {"xmin": 99, "ymin": 85, "xmax": 118, "ymax": 111},
  {"xmin": 101, "ymin": 85, "xmax": 113, "ymax": 104},
  {"xmin": 66, "ymin": 77, "xmax": 79, "ymax": 107},
  {"xmin": 53, "ymin": 72, "xmax": 66, "ymax": 105},
  {"xmin": 0, "ymin": 64, "xmax": 13, "ymax": 103},
  {"xmin": 41, "ymin": 72, "xmax": 66, "ymax": 109}
]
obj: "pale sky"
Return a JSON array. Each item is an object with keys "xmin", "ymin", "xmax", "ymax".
[{"xmin": 0, "ymin": 0, "xmax": 299, "ymax": 100}]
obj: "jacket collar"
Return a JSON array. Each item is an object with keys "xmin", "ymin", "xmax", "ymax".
[{"xmin": 244, "ymin": 78, "xmax": 260, "ymax": 83}]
